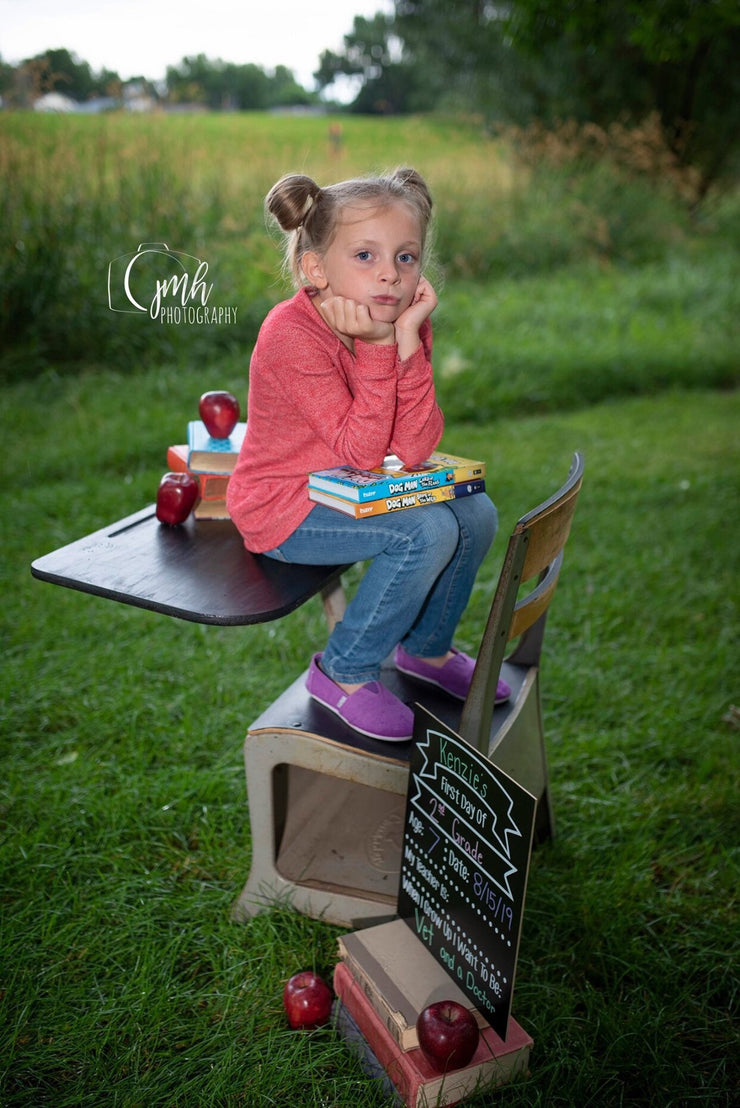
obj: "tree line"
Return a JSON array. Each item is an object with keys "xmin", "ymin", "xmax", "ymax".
[{"xmin": 0, "ymin": 48, "xmax": 316, "ymax": 110}]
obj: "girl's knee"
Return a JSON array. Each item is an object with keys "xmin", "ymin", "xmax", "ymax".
[
  {"xmin": 453, "ymin": 493, "xmax": 498, "ymax": 550},
  {"xmin": 476, "ymin": 494, "xmax": 499, "ymax": 544},
  {"xmin": 403, "ymin": 505, "xmax": 460, "ymax": 565}
]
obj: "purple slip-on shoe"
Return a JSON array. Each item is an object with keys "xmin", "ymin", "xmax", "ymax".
[
  {"xmin": 394, "ymin": 644, "xmax": 511, "ymax": 704},
  {"xmin": 306, "ymin": 654, "xmax": 414, "ymax": 742}
]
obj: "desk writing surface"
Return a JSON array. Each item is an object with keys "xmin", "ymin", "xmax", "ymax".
[{"xmin": 31, "ymin": 505, "xmax": 347, "ymax": 626}]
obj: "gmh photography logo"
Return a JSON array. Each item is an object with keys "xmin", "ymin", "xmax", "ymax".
[{"xmin": 107, "ymin": 242, "xmax": 238, "ymax": 325}]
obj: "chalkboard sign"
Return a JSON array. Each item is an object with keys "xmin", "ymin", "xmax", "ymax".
[{"xmin": 397, "ymin": 705, "xmax": 536, "ymax": 1040}]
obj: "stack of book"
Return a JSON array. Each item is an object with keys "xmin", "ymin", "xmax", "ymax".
[
  {"xmin": 333, "ymin": 919, "xmax": 532, "ymax": 1107},
  {"xmin": 165, "ymin": 420, "xmax": 246, "ymax": 520},
  {"xmin": 308, "ymin": 453, "xmax": 486, "ymax": 518}
]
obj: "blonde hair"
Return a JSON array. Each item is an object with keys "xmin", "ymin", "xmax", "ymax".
[{"xmin": 265, "ymin": 167, "xmax": 434, "ymax": 287}]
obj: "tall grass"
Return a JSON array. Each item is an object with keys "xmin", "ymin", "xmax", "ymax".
[
  {"xmin": 2, "ymin": 111, "xmax": 738, "ymax": 403},
  {"xmin": 0, "ymin": 113, "xmax": 509, "ymax": 373}
]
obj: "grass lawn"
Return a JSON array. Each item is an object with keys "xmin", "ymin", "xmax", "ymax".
[{"xmin": 1, "ymin": 371, "xmax": 738, "ymax": 1105}]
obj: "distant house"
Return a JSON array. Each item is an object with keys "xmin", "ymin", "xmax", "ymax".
[
  {"xmin": 123, "ymin": 82, "xmax": 157, "ymax": 112},
  {"xmin": 33, "ymin": 91, "xmax": 77, "ymax": 112},
  {"xmin": 30, "ymin": 84, "xmax": 157, "ymax": 114},
  {"xmin": 76, "ymin": 96, "xmax": 119, "ymax": 114}
]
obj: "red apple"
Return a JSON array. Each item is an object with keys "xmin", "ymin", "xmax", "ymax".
[
  {"xmin": 155, "ymin": 471, "xmax": 199, "ymax": 525},
  {"xmin": 283, "ymin": 970, "xmax": 333, "ymax": 1030},
  {"xmin": 416, "ymin": 1000, "xmax": 480, "ymax": 1072},
  {"xmin": 199, "ymin": 390, "xmax": 240, "ymax": 439}
]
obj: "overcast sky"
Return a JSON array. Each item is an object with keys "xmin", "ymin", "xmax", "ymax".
[{"xmin": 0, "ymin": 0, "xmax": 392, "ymax": 95}]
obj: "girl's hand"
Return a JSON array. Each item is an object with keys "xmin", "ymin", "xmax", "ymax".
[
  {"xmin": 395, "ymin": 276, "xmax": 437, "ymax": 333},
  {"xmin": 320, "ymin": 296, "xmax": 395, "ymax": 346},
  {"xmin": 394, "ymin": 277, "xmax": 437, "ymax": 358}
]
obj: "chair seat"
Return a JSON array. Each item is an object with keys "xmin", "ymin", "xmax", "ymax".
[
  {"xmin": 233, "ymin": 658, "xmax": 536, "ymax": 928},
  {"xmin": 247, "ymin": 655, "xmax": 528, "ymax": 751}
]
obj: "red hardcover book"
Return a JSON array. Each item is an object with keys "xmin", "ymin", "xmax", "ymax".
[
  {"xmin": 333, "ymin": 961, "xmax": 531, "ymax": 1108},
  {"xmin": 166, "ymin": 444, "xmax": 231, "ymax": 501}
]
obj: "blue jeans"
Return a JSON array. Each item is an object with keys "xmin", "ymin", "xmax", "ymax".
[{"xmin": 263, "ymin": 494, "xmax": 498, "ymax": 685}]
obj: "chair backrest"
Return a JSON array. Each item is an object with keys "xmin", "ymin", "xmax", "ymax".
[{"xmin": 459, "ymin": 452, "xmax": 585, "ymax": 754}]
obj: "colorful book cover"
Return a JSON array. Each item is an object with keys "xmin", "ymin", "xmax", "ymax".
[
  {"xmin": 308, "ymin": 452, "xmax": 485, "ymax": 503},
  {"xmin": 309, "ymin": 479, "xmax": 485, "ymax": 519},
  {"xmin": 186, "ymin": 420, "xmax": 246, "ymax": 474},
  {"xmin": 333, "ymin": 961, "xmax": 532, "ymax": 1108},
  {"xmin": 166, "ymin": 444, "xmax": 231, "ymax": 499}
]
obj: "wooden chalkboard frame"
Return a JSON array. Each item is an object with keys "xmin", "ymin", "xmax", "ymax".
[{"xmin": 397, "ymin": 705, "xmax": 536, "ymax": 1040}]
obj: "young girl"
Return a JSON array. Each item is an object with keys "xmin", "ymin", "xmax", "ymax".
[{"xmin": 226, "ymin": 167, "xmax": 509, "ymax": 742}]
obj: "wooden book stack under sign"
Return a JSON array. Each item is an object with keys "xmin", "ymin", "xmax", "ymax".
[{"xmin": 334, "ymin": 920, "xmax": 532, "ymax": 1108}]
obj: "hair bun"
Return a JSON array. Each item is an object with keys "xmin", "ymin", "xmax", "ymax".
[
  {"xmin": 266, "ymin": 174, "xmax": 322, "ymax": 232},
  {"xmin": 391, "ymin": 167, "xmax": 433, "ymax": 216}
]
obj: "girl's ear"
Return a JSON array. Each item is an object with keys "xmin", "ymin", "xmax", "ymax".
[{"xmin": 301, "ymin": 251, "xmax": 328, "ymax": 289}]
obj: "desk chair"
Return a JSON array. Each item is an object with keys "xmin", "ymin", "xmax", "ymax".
[{"xmin": 233, "ymin": 453, "xmax": 584, "ymax": 928}]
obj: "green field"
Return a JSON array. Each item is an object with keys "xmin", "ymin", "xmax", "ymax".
[
  {"xmin": 2, "ymin": 111, "xmax": 738, "ymax": 407},
  {"xmin": 1, "ymin": 112, "xmax": 739, "ymax": 1105}
]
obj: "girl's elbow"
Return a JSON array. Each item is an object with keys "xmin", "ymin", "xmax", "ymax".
[{"xmin": 339, "ymin": 441, "xmax": 391, "ymax": 470}]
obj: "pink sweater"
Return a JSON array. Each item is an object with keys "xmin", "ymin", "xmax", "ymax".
[{"xmin": 226, "ymin": 287, "xmax": 444, "ymax": 553}]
